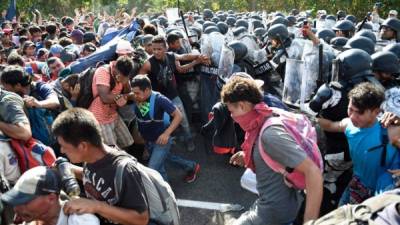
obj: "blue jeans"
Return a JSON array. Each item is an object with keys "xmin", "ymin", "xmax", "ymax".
[
  {"xmin": 147, "ymin": 139, "xmax": 196, "ymax": 181},
  {"xmin": 172, "ymin": 96, "xmax": 193, "ymax": 141}
]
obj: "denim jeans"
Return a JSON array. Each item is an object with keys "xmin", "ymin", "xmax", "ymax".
[
  {"xmin": 147, "ymin": 140, "xmax": 172, "ymax": 181},
  {"xmin": 172, "ymin": 96, "xmax": 193, "ymax": 141},
  {"xmin": 147, "ymin": 138, "xmax": 196, "ymax": 181}
]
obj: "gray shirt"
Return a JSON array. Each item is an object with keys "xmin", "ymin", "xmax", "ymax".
[{"xmin": 238, "ymin": 125, "xmax": 306, "ymax": 225}]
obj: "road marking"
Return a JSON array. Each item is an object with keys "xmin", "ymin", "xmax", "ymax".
[{"xmin": 177, "ymin": 199, "xmax": 244, "ymax": 212}]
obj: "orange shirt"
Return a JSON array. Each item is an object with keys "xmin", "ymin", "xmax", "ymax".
[{"xmin": 89, "ymin": 62, "xmax": 123, "ymax": 124}]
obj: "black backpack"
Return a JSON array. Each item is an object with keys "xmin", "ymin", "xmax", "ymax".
[{"xmin": 76, "ymin": 65, "xmax": 115, "ymax": 109}]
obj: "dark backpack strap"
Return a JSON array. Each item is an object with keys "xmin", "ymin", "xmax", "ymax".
[{"xmin": 108, "ymin": 65, "xmax": 116, "ymax": 91}]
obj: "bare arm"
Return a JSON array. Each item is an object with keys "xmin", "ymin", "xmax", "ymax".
[
  {"xmin": 138, "ymin": 61, "xmax": 151, "ymax": 75},
  {"xmin": 164, "ymin": 108, "xmax": 182, "ymax": 136},
  {"xmin": 175, "ymin": 53, "xmax": 200, "ymax": 61},
  {"xmin": 317, "ymin": 117, "xmax": 349, "ymax": 133},
  {"xmin": 175, "ymin": 58, "xmax": 200, "ymax": 73},
  {"xmin": 295, "ymin": 157, "xmax": 323, "ymax": 223},
  {"xmin": 97, "ymin": 85, "xmax": 119, "ymax": 104},
  {"xmin": 0, "ymin": 122, "xmax": 31, "ymax": 141},
  {"xmin": 156, "ymin": 108, "xmax": 182, "ymax": 145}
]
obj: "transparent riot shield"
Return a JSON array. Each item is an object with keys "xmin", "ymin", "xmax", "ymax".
[
  {"xmin": 238, "ymin": 35, "xmax": 260, "ymax": 64},
  {"xmin": 301, "ymin": 41, "xmax": 319, "ymax": 109},
  {"xmin": 218, "ymin": 43, "xmax": 235, "ymax": 82},
  {"xmin": 180, "ymin": 37, "xmax": 192, "ymax": 54},
  {"xmin": 331, "ymin": 58, "xmax": 340, "ymax": 82},
  {"xmin": 287, "ymin": 38, "xmax": 306, "ymax": 60},
  {"xmin": 209, "ymin": 32, "xmax": 226, "ymax": 66},
  {"xmin": 200, "ymin": 34, "xmax": 213, "ymax": 62},
  {"xmin": 283, "ymin": 58, "xmax": 304, "ymax": 106}
]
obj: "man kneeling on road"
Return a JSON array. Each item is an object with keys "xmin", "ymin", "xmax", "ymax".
[{"xmin": 222, "ymin": 77, "xmax": 323, "ymax": 225}]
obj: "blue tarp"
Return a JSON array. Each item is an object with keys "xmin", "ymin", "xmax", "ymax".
[{"xmin": 69, "ymin": 20, "xmax": 140, "ymax": 74}]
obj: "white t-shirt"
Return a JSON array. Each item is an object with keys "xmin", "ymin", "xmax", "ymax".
[{"xmin": 56, "ymin": 202, "xmax": 100, "ymax": 225}]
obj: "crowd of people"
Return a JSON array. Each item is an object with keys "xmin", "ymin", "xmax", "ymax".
[{"xmin": 0, "ymin": 4, "xmax": 399, "ymax": 225}]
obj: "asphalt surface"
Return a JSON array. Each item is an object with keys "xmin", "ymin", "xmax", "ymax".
[{"xmin": 167, "ymin": 128, "xmax": 258, "ymax": 225}]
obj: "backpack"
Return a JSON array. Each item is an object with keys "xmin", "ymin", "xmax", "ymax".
[
  {"xmin": 10, "ymin": 138, "xmax": 56, "ymax": 173},
  {"xmin": 76, "ymin": 65, "xmax": 115, "ymax": 109},
  {"xmin": 258, "ymin": 107, "xmax": 323, "ymax": 189},
  {"xmin": 305, "ymin": 191, "xmax": 400, "ymax": 225},
  {"xmin": 149, "ymin": 92, "xmax": 170, "ymax": 128},
  {"xmin": 28, "ymin": 83, "xmax": 56, "ymax": 146},
  {"xmin": 115, "ymin": 155, "xmax": 180, "ymax": 225}
]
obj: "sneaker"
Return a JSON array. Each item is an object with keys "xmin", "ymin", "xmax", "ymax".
[
  {"xmin": 187, "ymin": 140, "xmax": 196, "ymax": 152},
  {"xmin": 185, "ymin": 164, "xmax": 200, "ymax": 183}
]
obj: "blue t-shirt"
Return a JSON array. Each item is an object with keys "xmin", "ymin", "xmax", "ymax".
[
  {"xmin": 345, "ymin": 120, "xmax": 399, "ymax": 190},
  {"xmin": 31, "ymin": 82, "xmax": 54, "ymax": 100},
  {"xmin": 134, "ymin": 92, "xmax": 176, "ymax": 142}
]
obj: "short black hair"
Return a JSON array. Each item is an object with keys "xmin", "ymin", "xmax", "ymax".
[
  {"xmin": 348, "ymin": 82, "xmax": 385, "ymax": 113},
  {"xmin": 167, "ymin": 33, "xmax": 181, "ymax": 44},
  {"xmin": 0, "ymin": 65, "xmax": 31, "ymax": 87},
  {"xmin": 143, "ymin": 24, "xmax": 157, "ymax": 36},
  {"xmin": 28, "ymin": 26, "xmax": 41, "ymax": 35},
  {"xmin": 131, "ymin": 74, "xmax": 152, "ymax": 91},
  {"xmin": 46, "ymin": 24, "xmax": 57, "ymax": 35},
  {"xmin": 152, "ymin": 35, "xmax": 167, "ymax": 47},
  {"xmin": 7, "ymin": 53, "xmax": 24, "ymax": 66},
  {"xmin": 115, "ymin": 55, "xmax": 134, "ymax": 77},
  {"xmin": 52, "ymin": 108, "xmax": 103, "ymax": 148}
]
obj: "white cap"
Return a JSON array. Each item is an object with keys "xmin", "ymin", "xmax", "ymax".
[{"xmin": 116, "ymin": 39, "xmax": 134, "ymax": 55}]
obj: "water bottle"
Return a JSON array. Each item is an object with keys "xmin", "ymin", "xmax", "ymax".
[{"xmin": 55, "ymin": 157, "xmax": 81, "ymax": 198}]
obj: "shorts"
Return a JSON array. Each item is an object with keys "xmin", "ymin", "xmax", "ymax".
[{"xmin": 100, "ymin": 116, "xmax": 134, "ymax": 148}]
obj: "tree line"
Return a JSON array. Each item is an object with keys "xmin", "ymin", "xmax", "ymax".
[{"xmin": 0, "ymin": 0, "xmax": 399, "ymax": 21}]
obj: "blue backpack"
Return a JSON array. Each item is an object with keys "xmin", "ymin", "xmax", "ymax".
[{"xmin": 149, "ymin": 92, "xmax": 170, "ymax": 128}]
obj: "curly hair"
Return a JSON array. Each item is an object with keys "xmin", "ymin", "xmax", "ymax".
[{"xmin": 221, "ymin": 77, "xmax": 263, "ymax": 105}]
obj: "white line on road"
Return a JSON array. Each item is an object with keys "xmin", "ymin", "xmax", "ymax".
[{"xmin": 177, "ymin": 199, "xmax": 244, "ymax": 212}]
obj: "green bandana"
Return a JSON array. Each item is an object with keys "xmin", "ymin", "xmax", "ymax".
[{"xmin": 138, "ymin": 101, "xmax": 150, "ymax": 117}]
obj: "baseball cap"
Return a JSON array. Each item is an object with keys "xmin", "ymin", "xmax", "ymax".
[
  {"xmin": 116, "ymin": 39, "xmax": 134, "ymax": 54},
  {"xmin": 229, "ymin": 72, "xmax": 264, "ymax": 88},
  {"xmin": 36, "ymin": 48, "xmax": 49, "ymax": 58},
  {"xmin": 49, "ymin": 44, "xmax": 64, "ymax": 56},
  {"xmin": 70, "ymin": 29, "xmax": 84, "ymax": 44},
  {"xmin": 389, "ymin": 10, "xmax": 398, "ymax": 17},
  {"xmin": 1, "ymin": 166, "xmax": 61, "ymax": 206}
]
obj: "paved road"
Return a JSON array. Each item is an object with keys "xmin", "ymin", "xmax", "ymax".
[{"xmin": 167, "ymin": 130, "xmax": 257, "ymax": 225}]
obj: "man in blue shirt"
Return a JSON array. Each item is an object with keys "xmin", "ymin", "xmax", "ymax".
[
  {"xmin": 318, "ymin": 82, "xmax": 399, "ymax": 204},
  {"xmin": 131, "ymin": 75, "xmax": 200, "ymax": 183}
]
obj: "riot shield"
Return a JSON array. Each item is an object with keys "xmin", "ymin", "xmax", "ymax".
[
  {"xmin": 287, "ymin": 38, "xmax": 307, "ymax": 60},
  {"xmin": 218, "ymin": 43, "xmax": 235, "ymax": 82},
  {"xmin": 331, "ymin": 58, "xmax": 340, "ymax": 82},
  {"xmin": 238, "ymin": 34, "xmax": 261, "ymax": 64},
  {"xmin": 383, "ymin": 87, "xmax": 400, "ymax": 116},
  {"xmin": 209, "ymin": 32, "xmax": 226, "ymax": 66},
  {"xmin": 200, "ymin": 34, "xmax": 213, "ymax": 62},
  {"xmin": 301, "ymin": 41, "xmax": 319, "ymax": 108},
  {"xmin": 283, "ymin": 58, "xmax": 304, "ymax": 106}
]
